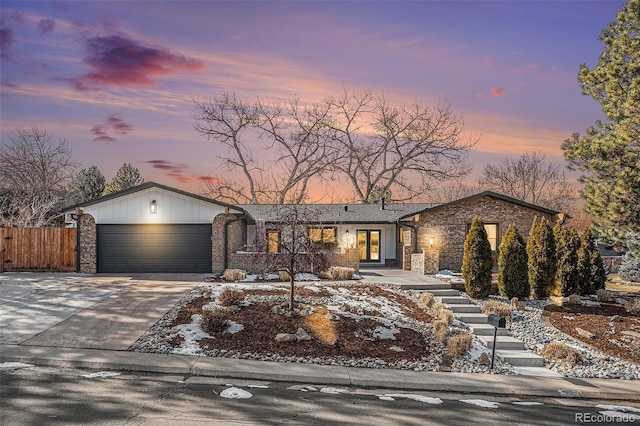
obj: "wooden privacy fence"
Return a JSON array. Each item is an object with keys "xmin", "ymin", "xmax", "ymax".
[{"xmin": 0, "ymin": 227, "xmax": 77, "ymax": 272}]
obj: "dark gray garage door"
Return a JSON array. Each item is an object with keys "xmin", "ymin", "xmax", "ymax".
[{"xmin": 98, "ymin": 224, "xmax": 212, "ymax": 273}]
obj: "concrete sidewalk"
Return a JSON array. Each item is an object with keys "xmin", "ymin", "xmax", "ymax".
[{"xmin": 1, "ymin": 344, "xmax": 638, "ymax": 402}]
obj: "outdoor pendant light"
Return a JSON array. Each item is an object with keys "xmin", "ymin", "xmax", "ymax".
[{"xmin": 150, "ymin": 200, "xmax": 157, "ymax": 214}]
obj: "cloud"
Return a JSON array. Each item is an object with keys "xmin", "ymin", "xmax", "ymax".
[
  {"xmin": 36, "ymin": 19, "xmax": 55, "ymax": 35},
  {"xmin": 145, "ymin": 160, "xmax": 191, "ymax": 183},
  {"xmin": 509, "ymin": 63, "xmax": 537, "ymax": 73},
  {"xmin": 69, "ymin": 34, "xmax": 204, "ymax": 91},
  {"xmin": 1, "ymin": 28, "xmax": 15, "ymax": 59},
  {"xmin": 90, "ymin": 114, "xmax": 134, "ymax": 142},
  {"xmin": 197, "ymin": 176, "xmax": 221, "ymax": 185},
  {"xmin": 490, "ymin": 87, "xmax": 506, "ymax": 97}
]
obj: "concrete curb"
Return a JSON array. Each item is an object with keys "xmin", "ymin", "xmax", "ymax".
[{"xmin": 2, "ymin": 344, "xmax": 638, "ymax": 401}]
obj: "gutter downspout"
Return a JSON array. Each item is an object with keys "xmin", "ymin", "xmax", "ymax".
[
  {"xmin": 223, "ymin": 213, "xmax": 246, "ymax": 271},
  {"xmin": 397, "ymin": 220, "xmax": 418, "ymax": 253}
]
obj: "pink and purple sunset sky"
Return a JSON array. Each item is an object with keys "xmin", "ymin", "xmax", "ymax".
[{"xmin": 0, "ymin": 1, "xmax": 626, "ymax": 200}]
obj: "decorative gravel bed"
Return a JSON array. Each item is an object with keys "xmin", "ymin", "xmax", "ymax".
[
  {"xmin": 473, "ymin": 295, "xmax": 640, "ymax": 380},
  {"xmin": 130, "ymin": 282, "xmax": 515, "ymax": 375}
]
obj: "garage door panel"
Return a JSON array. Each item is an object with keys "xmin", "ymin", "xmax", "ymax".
[{"xmin": 98, "ymin": 224, "xmax": 212, "ymax": 273}]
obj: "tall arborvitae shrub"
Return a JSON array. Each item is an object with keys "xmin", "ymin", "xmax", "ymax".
[
  {"xmin": 497, "ymin": 224, "xmax": 529, "ymax": 299},
  {"xmin": 462, "ymin": 216, "xmax": 493, "ymax": 299},
  {"xmin": 576, "ymin": 230, "xmax": 607, "ymax": 295},
  {"xmin": 527, "ymin": 216, "xmax": 557, "ymax": 299},
  {"xmin": 554, "ymin": 224, "xmax": 581, "ymax": 297}
]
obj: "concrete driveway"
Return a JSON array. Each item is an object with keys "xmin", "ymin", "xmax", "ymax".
[{"xmin": 0, "ymin": 273, "xmax": 205, "ymax": 350}]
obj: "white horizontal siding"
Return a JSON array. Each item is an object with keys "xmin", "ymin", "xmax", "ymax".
[{"xmin": 83, "ymin": 187, "xmax": 231, "ymax": 224}]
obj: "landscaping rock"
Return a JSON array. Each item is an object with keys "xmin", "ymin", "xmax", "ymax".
[
  {"xmin": 581, "ymin": 301, "xmax": 601, "ymax": 308},
  {"xmin": 610, "ymin": 315, "xmax": 624, "ymax": 323},
  {"xmin": 388, "ymin": 345, "xmax": 405, "ymax": 352},
  {"xmin": 271, "ymin": 306, "xmax": 285, "ymax": 315},
  {"xmin": 295, "ymin": 327, "xmax": 312, "ymax": 341},
  {"xmin": 228, "ymin": 305, "xmax": 241, "ymax": 314},
  {"xmin": 478, "ymin": 352, "xmax": 491, "ymax": 366},
  {"xmin": 275, "ymin": 333, "xmax": 297, "ymax": 343},
  {"xmin": 568, "ymin": 295, "xmax": 580, "ymax": 304},
  {"xmin": 575, "ymin": 327, "xmax": 596, "ymax": 340},
  {"xmin": 616, "ymin": 298, "xmax": 629, "ymax": 306}
]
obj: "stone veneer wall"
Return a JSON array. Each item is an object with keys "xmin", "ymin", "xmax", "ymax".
[
  {"xmin": 212, "ymin": 213, "xmax": 247, "ymax": 273},
  {"xmin": 78, "ymin": 214, "xmax": 97, "ymax": 273},
  {"xmin": 415, "ymin": 196, "xmax": 555, "ymax": 271}
]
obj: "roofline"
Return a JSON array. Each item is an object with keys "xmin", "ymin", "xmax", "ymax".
[
  {"xmin": 65, "ymin": 181, "xmax": 243, "ymax": 213},
  {"xmin": 399, "ymin": 191, "xmax": 560, "ymax": 220}
]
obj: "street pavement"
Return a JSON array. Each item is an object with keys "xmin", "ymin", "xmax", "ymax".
[{"xmin": 0, "ymin": 271, "xmax": 639, "ymax": 403}]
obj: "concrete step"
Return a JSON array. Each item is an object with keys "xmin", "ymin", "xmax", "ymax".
[
  {"xmin": 454, "ymin": 313, "xmax": 488, "ymax": 323},
  {"xmin": 446, "ymin": 304, "xmax": 483, "ymax": 313},
  {"xmin": 470, "ymin": 323, "xmax": 510, "ymax": 336},
  {"xmin": 440, "ymin": 296, "xmax": 470, "ymax": 304},
  {"xmin": 394, "ymin": 283, "xmax": 452, "ymax": 290},
  {"xmin": 422, "ymin": 289, "xmax": 459, "ymax": 297},
  {"xmin": 496, "ymin": 350, "xmax": 544, "ymax": 367},
  {"xmin": 478, "ymin": 335, "xmax": 525, "ymax": 351}
]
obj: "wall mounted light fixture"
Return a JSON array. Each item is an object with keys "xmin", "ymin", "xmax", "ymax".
[
  {"xmin": 150, "ymin": 200, "xmax": 157, "ymax": 214},
  {"xmin": 429, "ymin": 237, "xmax": 435, "ymax": 247}
]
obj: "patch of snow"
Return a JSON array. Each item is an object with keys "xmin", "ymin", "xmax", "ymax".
[
  {"xmin": 377, "ymin": 395, "xmax": 395, "ymax": 401},
  {"xmin": 302, "ymin": 385, "xmax": 318, "ymax": 392},
  {"xmin": 82, "ymin": 371, "xmax": 121, "ymax": 379},
  {"xmin": 248, "ymin": 384, "xmax": 269, "ymax": 389},
  {"xmin": 320, "ymin": 387, "xmax": 348, "ymax": 394},
  {"xmin": 226, "ymin": 321, "xmax": 244, "ymax": 334},
  {"xmin": 303, "ymin": 285, "xmax": 321, "ymax": 293},
  {"xmin": 373, "ymin": 325, "xmax": 400, "ymax": 340},
  {"xmin": 382, "ymin": 394, "xmax": 443, "ymax": 404},
  {"xmin": 0, "ymin": 362, "xmax": 34, "ymax": 370},
  {"xmin": 220, "ymin": 387, "xmax": 253, "ymax": 399},
  {"xmin": 264, "ymin": 273, "xmax": 281, "ymax": 280},
  {"xmin": 435, "ymin": 270, "xmax": 454, "ymax": 278},
  {"xmin": 512, "ymin": 401, "xmax": 544, "ymax": 406},
  {"xmin": 352, "ymin": 274, "xmax": 362, "ymax": 280},
  {"xmin": 296, "ymin": 273, "xmax": 320, "ymax": 281},
  {"xmin": 595, "ymin": 404, "xmax": 640, "ymax": 414},
  {"xmin": 171, "ymin": 314, "xmax": 213, "ymax": 356},
  {"xmin": 241, "ymin": 274, "xmax": 257, "ymax": 282},
  {"xmin": 460, "ymin": 399, "xmax": 499, "ymax": 409},
  {"xmin": 450, "ymin": 277, "xmax": 465, "ymax": 284},
  {"xmin": 468, "ymin": 339, "xmax": 491, "ymax": 361}
]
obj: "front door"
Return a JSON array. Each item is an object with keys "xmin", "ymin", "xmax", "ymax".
[{"xmin": 357, "ymin": 230, "xmax": 381, "ymax": 262}]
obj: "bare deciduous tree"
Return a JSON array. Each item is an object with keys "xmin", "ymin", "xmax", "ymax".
[
  {"xmin": 479, "ymin": 152, "xmax": 577, "ymax": 212},
  {"xmin": 0, "ymin": 126, "xmax": 76, "ymax": 227},
  {"xmin": 324, "ymin": 88, "xmax": 476, "ymax": 203},
  {"xmin": 193, "ymin": 88, "xmax": 476, "ymax": 204},
  {"xmin": 251, "ymin": 205, "xmax": 330, "ymax": 310}
]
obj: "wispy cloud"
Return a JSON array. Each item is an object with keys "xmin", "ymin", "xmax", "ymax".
[
  {"xmin": 509, "ymin": 63, "xmax": 537, "ymax": 73},
  {"xmin": 145, "ymin": 160, "xmax": 191, "ymax": 182},
  {"xmin": 36, "ymin": 19, "xmax": 55, "ymax": 35},
  {"xmin": 490, "ymin": 87, "xmax": 506, "ymax": 97},
  {"xmin": 90, "ymin": 114, "xmax": 134, "ymax": 142},
  {"xmin": 68, "ymin": 34, "xmax": 204, "ymax": 91},
  {"xmin": 0, "ymin": 28, "xmax": 15, "ymax": 60}
]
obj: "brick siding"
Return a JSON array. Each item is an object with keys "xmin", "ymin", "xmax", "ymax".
[{"xmin": 415, "ymin": 195, "xmax": 555, "ymax": 271}]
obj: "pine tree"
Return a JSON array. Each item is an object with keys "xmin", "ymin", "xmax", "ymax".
[
  {"xmin": 103, "ymin": 163, "xmax": 144, "ymax": 195},
  {"xmin": 555, "ymin": 224, "xmax": 581, "ymax": 297},
  {"xmin": 588, "ymin": 234, "xmax": 607, "ymax": 293},
  {"xmin": 70, "ymin": 166, "xmax": 106, "ymax": 202},
  {"xmin": 462, "ymin": 216, "xmax": 493, "ymax": 299},
  {"xmin": 562, "ymin": 0, "xmax": 640, "ymax": 251},
  {"xmin": 527, "ymin": 216, "xmax": 557, "ymax": 299},
  {"xmin": 497, "ymin": 224, "xmax": 529, "ymax": 299}
]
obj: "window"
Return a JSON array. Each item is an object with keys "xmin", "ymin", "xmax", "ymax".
[
  {"xmin": 267, "ymin": 231, "xmax": 280, "ymax": 253},
  {"xmin": 308, "ymin": 227, "xmax": 337, "ymax": 244},
  {"xmin": 484, "ymin": 224, "xmax": 498, "ymax": 252},
  {"xmin": 466, "ymin": 223, "xmax": 499, "ymax": 252}
]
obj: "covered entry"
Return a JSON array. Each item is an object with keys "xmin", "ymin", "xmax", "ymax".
[{"xmin": 97, "ymin": 224, "xmax": 212, "ymax": 273}]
